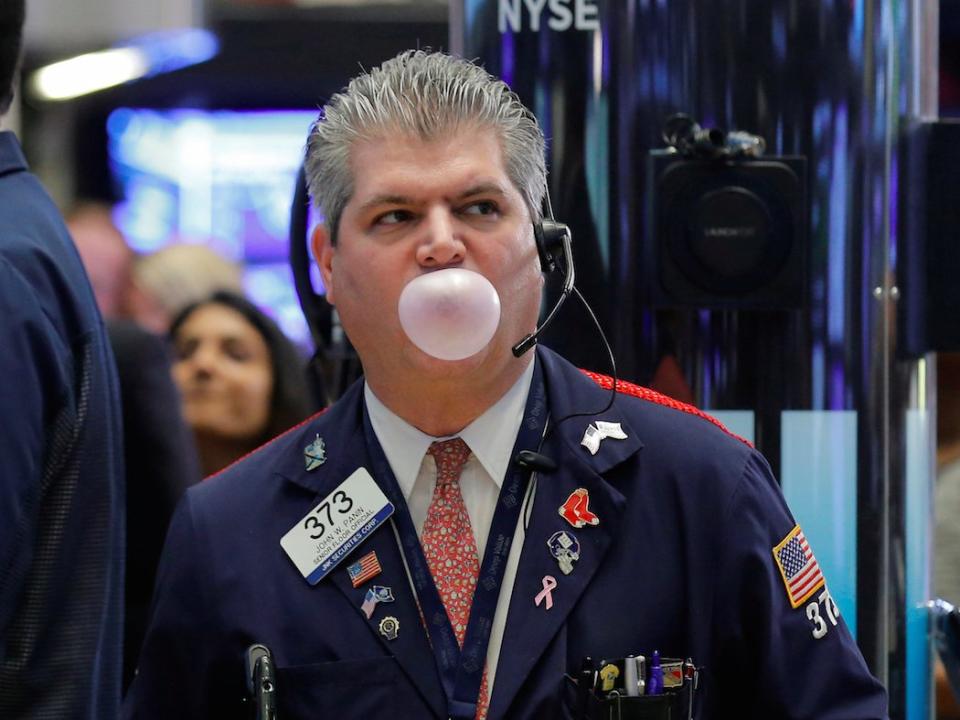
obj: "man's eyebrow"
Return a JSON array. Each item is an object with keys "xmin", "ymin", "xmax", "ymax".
[
  {"xmin": 457, "ymin": 182, "xmax": 509, "ymax": 199},
  {"xmin": 355, "ymin": 194, "xmax": 413, "ymax": 214},
  {"xmin": 355, "ymin": 183, "xmax": 509, "ymax": 215}
]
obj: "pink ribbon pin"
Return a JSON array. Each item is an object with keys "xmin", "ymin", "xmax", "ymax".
[{"xmin": 535, "ymin": 575, "xmax": 557, "ymax": 610}]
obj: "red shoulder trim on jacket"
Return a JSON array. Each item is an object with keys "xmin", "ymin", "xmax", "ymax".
[{"xmin": 578, "ymin": 369, "xmax": 754, "ymax": 448}]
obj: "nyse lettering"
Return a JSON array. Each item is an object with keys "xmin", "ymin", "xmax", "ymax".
[{"xmin": 499, "ymin": 0, "xmax": 600, "ymax": 33}]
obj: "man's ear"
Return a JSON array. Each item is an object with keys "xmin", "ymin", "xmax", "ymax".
[{"xmin": 311, "ymin": 224, "xmax": 336, "ymax": 306}]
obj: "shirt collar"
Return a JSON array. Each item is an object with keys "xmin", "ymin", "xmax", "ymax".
[{"xmin": 364, "ymin": 357, "xmax": 536, "ymax": 501}]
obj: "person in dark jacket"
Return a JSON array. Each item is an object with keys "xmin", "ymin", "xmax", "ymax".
[
  {"xmin": 0, "ymin": 2, "xmax": 125, "ymax": 716},
  {"xmin": 125, "ymin": 50, "xmax": 886, "ymax": 719},
  {"xmin": 108, "ymin": 320, "xmax": 201, "ymax": 689}
]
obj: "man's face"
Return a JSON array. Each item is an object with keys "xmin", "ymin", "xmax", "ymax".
[{"xmin": 313, "ymin": 126, "xmax": 543, "ymax": 389}]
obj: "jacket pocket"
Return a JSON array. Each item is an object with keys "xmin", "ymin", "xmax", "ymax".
[{"xmin": 275, "ymin": 656, "xmax": 426, "ymax": 718}]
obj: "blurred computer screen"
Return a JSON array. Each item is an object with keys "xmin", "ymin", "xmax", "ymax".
[{"xmin": 107, "ymin": 106, "xmax": 321, "ymax": 348}]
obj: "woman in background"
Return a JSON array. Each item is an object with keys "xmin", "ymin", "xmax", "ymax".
[{"xmin": 170, "ymin": 291, "xmax": 315, "ymax": 476}]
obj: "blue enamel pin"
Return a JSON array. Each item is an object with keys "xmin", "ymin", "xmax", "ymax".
[{"xmin": 304, "ymin": 435, "xmax": 326, "ymax": 471}]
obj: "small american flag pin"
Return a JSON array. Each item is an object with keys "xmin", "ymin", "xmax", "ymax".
[{"xmin": 346, "ymin": 550, "xmax": 382, "ymax": 588}]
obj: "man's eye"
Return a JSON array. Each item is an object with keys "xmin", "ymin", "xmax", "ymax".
[
  {"xmin": 461, "ymin": 200, "xmax": 499, "ymax": 217},
  {"xmin": 375, "ymin": 209, "xmax": 413, "ymax": 226}
]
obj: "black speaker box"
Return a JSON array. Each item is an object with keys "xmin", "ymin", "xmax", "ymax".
[
  {"xmin": 899, "ymin": 119, "xmax": 960, "ymax": 356},
  {"xmin": 646, "ymin": 153, "xmax": 807, "ymax": 309}
]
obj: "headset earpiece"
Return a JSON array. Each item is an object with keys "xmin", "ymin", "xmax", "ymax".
[
  {"xmin": 534, "ymin": 190, "xmax": 572, "ymax": 275},
  {"xmin": 513, "ymin": 192, "xmax": 576, "ymax": 356},
  {"xmin": 533, "ymin": 219, "xmax": 569, "ymax": 273}
]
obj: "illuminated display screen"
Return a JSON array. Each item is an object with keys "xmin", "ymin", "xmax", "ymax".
[{"xmin": 107, "ymin": 107, "xmax": 321, "ymax": 347}]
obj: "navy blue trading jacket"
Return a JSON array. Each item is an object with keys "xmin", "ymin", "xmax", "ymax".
[
  {"xmin": 124, "ymin": 346, "xmax": 886, "ymax": 719},
  {"xmin": 0, "ymin": 131, "xmax": 125, "ymax": 718}
]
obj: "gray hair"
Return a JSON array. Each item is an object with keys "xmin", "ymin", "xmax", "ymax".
[{"xmin": 305, "ymin": 49, "xmax": 547, "ymax": 244}]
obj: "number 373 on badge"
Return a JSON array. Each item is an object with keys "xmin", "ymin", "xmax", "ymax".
[{"xmin": 280, "ymin": 467, "xmax": 395, "ymax": 585}]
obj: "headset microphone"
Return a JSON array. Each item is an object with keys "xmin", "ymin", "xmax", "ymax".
[
  {"xmin": 512, "ymin": 189, "xmax": 620, "ymax": 436},
  {"xmin": 512, "ymin": 194, "xmax": 575, "ymax": 357}
]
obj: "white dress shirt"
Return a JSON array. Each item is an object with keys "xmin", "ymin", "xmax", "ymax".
[{"xmin": 363, "ymin": 357, "xmax": 537, "ymax": 702}]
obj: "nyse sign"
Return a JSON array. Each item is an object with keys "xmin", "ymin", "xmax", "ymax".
[{"xmin": 499, "ymin": 0, "xmax": 600, "ymax": 33}]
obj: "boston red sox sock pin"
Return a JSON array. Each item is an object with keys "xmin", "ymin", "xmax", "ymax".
[{"xmin": 559, "ymin": 488, "xmax": 600, "ymax": 528}]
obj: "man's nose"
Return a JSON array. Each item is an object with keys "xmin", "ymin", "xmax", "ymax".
[{"xmin": 416, "ymin": 207, "xmax": 465, "ymax": 267}]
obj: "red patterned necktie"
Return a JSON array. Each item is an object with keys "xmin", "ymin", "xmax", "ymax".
[{"xmin": 422, "ymin": 438, "xmax": 490, "ymax": 720}]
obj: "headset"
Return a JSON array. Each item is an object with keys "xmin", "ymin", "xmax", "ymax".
[
  {"xmin": 289, "ymin": 164, "xmax": 577, "ymax": 401},
  {"xmin": 290, "ymin": 164, "xmax": 345, "ymax": 405},
  {"xmin": 514, "ymin": 189, "xmax": 575, "ymax": 357}
]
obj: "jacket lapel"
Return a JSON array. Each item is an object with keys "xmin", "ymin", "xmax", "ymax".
[
  {"xmin": 327, "ymin": 525, "xmax": 447, "ymax": 717},
  {"xmin": 278, "ymin": 382, "xmax": 447, "ymax": 718},
  {"xmin": 488, "ymin": 348, "xmax": 644, "ymax": 719}
]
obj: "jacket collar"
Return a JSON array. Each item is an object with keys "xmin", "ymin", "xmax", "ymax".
[
  {"xmin": 0, "ymin": 131, "xmax": 28, "ymax": 179},
  {"xmin": 537, "ymin": 345, "xmax": 644, "ymax": 474},
  {"xmin": 277, "ymin": 348, "xmax": 645, "ymax": 719},
  {"xmin": 276, "ymin": 379, "xmax": 448, "ymax": 717},
  {"xmin": 488, "ymin": 346, "xmax": 644, "ymax": 719},
  {"xmin": 275, "ymin": 379, "xmax": 366, "ymax": 495},
  {"xmin": 277, "ymin": 347, "xmax": 645, "ymax": 491}
]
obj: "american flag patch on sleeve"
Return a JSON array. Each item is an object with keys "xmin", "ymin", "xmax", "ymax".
[{"xmin": 772, "ymin": 525, "xmax": 825, "ymax": 608}]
